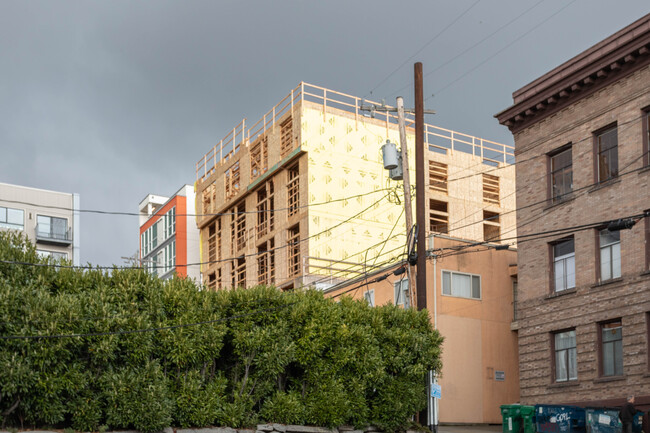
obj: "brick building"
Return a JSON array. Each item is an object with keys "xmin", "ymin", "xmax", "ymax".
[
  {"xmin": 194, "ymin": 83, "xmax": 516, "ymax": 291},
  {"xmin": 496, "ymin": 13, "xmax": 650, "ymax": 418}
]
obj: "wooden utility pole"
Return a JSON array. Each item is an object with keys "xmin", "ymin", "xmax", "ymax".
[
  {"xmin": 414, "ymin": 62, "xmax": 427, "ymax": 312},
  {"xmin": 395, "ymin": 97, "xmax": 416, "ymax": 308}
]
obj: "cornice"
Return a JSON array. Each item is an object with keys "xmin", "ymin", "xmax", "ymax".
[{"xmin": 496, "ymin": 13, "xmax": 650, "ymax": 134}]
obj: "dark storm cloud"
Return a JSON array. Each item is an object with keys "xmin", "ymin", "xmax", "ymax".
[{"xmin": 1, "ymin": 0, "xmax": 648, "ymax": 265}]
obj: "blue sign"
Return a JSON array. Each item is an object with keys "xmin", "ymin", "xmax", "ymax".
[{"xmin": 431, "ymin": 384, "xmax": 442, "ymax": 399}]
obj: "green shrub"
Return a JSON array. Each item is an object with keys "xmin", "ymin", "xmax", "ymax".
[{"xmin": 0, "ymin": 232, "xmax": 443, "ymax": 431}]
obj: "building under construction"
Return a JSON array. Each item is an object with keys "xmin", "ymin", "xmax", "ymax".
[{"xmin": 194, "ymin": 82, "xmax": 516, "ymax": 291}]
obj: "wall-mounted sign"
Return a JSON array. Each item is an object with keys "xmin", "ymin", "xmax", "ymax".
[{"xmin": 495, "ymin": 371, "xmax": 505, "ymax": 381}]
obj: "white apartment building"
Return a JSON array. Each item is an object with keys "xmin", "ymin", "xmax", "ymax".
[{"xmin": 0, "ymin": 182, "xmax": 80, "ymax": 265}]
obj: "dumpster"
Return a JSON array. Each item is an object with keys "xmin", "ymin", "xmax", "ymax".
[
  {"xmin": 632, "ymin": 410, "xmax": 644, "ymax": 433},
  {"xmin": 586, "ymin": 408, "xmax": 621, "ymax": 433},
  {"xmin": 536, "ymin": 404, "xmax": 586, "ymax": 433},
  {"xmin": 501, "ymin": 405, "xmax": 522, "ymax": 433}
]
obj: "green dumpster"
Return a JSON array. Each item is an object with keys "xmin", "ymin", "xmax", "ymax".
[
  {"xmin": 520, "ymin": 405, "xmax": 536, "ymax": 433},
  {"xmin": 501, "ymin": 404, "xmax": 523, "ymax": 433}
]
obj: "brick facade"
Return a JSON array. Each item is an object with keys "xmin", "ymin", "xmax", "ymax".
[{"xmin": 496, "ymin": 13, "xmax": 650, "ymax": 420}]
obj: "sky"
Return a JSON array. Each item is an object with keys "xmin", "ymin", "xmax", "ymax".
[{"xmin": 1, "ymin": 0, "xmax": 648, "ymax": 267}]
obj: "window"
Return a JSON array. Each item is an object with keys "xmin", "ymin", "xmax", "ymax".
[
  {"xmin": 647, "ymin": 312, "xmax": 650, "ymax": 372},
  {"xmin": 483, "ymin": 210, "xmax": 500, "ymax": 242},
  {"xmin": 287, "ymin": 225, "xmax": 300, "ymax": 278},
  {"xmin": 0, "ymin": 207, "xmax": 24, "ymax": 230},
  {"xmin": 599, "ymin": 229, "xmax": 621, "ymax": 282},
  {"xmin": 364, "ymin": 289, "xmax": 375, "ymax": 307},
  {"xmin": 250, "ymin": 136, "xmax": 268, "ymax": 179},
  {"xmin": 394, "ymin": 279, "xmax": 410, "ymax": 307},
  {"xmin": 554, "ymin": 330, "xmax": 577, "ymax": 382},
  {"xmin": 36, "ymin": 215, "xmax": 69, "ymax": 241},
  {"xmin": 257, "ymin": 238, "xmax": 275, "ymax": 286},
  {"xmin": 552, "ymin": 238, "xmax": 575, "ymax": 292},
  {"xmin": 233, "ymin": 256, "xmax": 246, "ymax": 288},
  {"xmin": 230, "ymin": 203, "xmax": 246, "ymax": 254},
  {"xmin": 643, "ymin": 108, "xmax": 650, "ymax": 165},
  {"xmin": 161, "ymin": 241, "xmax": 176, "ymax": 276},
  {"xmin": 482, "ymin": 173, "xmax": 500, "ymax": 205},
  {"xmin": 550, "ymin": 146, "xmax": 573, "ymax": 202},
  {"xmin": 225, "ymin": 161, "xmax": 241, "ymax": 200},
  {"xmin": 203, "ymin": 182, "xmax": 216, "ymax": 214},
  {"xmin": 429, "ymin": 161, "xmax": 448, "ymax": 194},
  {"xmin": 646, "ymin": 211, "xmax": 650, "ymax": 271},
  {"xmin": 600, "ymin": 320, "xmax": 623, "ymax": 377},
  {"xmin": 257, "ymin": 181, "xmax": 274, "ymax": 239},
  {"xmin": 208, "ymin": 218, "xmax": 220, "ymax": 262},
  {"xmin": 442, "ymin": 270, "xmax": 481, "ymax": 300},
  {"xmin": 207, "ymin": 272, "xmax": 216, "ymax": 291},
  {"xmin": 429, "ymin": 199, "xmax": 448, "ymax": 233},
  {"xmin": 281, "ymin": 117, "xmax": 294, "ymax": 158},
  {"xmin": 596, "ymin": 125, "xmax": 618, "ymax": 182},
  {"xmin": 164, "ymin": 207, "xmax": 175, "ymax": 238},
  {"xmin": 287, "ymin": 165, "xmax": 299, "ymax": 217},
  {"xmin": 512, "ymin": 280, "xmax": 518, "ymax": 321},
  {"xmin": 37, "ymin": 250, "xmax": 68, "ymax": 261}
]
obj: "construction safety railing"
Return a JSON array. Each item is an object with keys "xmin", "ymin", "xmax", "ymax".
[{"xmin": 196, "ymin": 82, "xmax": 515, "ymax": 180}]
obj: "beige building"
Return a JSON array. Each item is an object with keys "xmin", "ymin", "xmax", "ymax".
[
  {"xmin": 0, "ymin": 182, "xmax": 80, "ymax": 265},
  {"xmin": 496, "ymin": 12, "xmax": 650, "ymax": 426},
  {"xmin": 325, "ymin": 235, "xmax": 520, "ymax": 424},
  {"xmin": 194, "ymin": 83, "xmax": 517, "ymax": 291}
]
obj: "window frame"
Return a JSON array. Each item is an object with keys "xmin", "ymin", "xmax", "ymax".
[
  {"xmin": 646, "ymin": 211, "xmax": 650, "ymax": 272},
  {"xmin": 550, "ymin": 237, "xmax": 575, "ymax": 293},
  {"xmin": 598, "ymin": 228, "xmax": 621, "ymax": 282},
  {"xmin": 552, "ymin": 329, "xmax": 578, "ymax": 383},
  {"xmin": 643, "ymin": 108, "xmax": 650, "ymax": 167},
  {"xmin": 394, "ymin": 279, "xmax": 410, "ymax": 307},
  {"xmin": 598, "ymin": 319, "xmax": 624, "ymax": 377},
  {"xmin": 0, "ymin": 206, "xmax": 25, "ymax": 231},
  {"xmin": 548, "ymin": 144, "xmax": 573, "ymax": 203},
  {"xmin": 594, "ymin": 124, "xmax": 619, "ymax": 183},
  {"xmin": 364, "ymin": 289, "xmax": 375, "ymax": 307},
  {"xmin": 441, "ymin": 270, "xmax": 481, "ymax": 300}
]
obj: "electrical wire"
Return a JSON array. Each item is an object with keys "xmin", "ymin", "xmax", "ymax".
[
  {"xmin": 426, "ymin": 0, "xmax": 578, "ymax": 99},
  {"xmin": 0, "ymin": 187, "xmax": 393, "ymax": 219},
  {"xmin": 363, "ymin": 0, "xmax": 482, "ymax": 99},
  {"xmin": 385, "ymin": 0, "xmax": 546, "ymax": 99}
]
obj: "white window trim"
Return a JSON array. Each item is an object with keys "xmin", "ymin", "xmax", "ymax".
[
  {"xmin": 441, "ymin": 269, "xmax": 482, "ymax": 300},
  {"xmin": 394, "ymin": 279, "xmax": 410, "ymax": 308},
  {"xmin": 364, "ymin": 289, "xmax": 375, "ymax": 307}
]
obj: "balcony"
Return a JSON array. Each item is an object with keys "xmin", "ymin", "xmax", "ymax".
[{"xmin": 35, "ymin": 223, "xmax": 72, "ymax": 246}]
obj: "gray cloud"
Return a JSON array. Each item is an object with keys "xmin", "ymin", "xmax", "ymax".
[{"xmin": 1, "ymin": 0, "xmax": 648, "ymax": 265}]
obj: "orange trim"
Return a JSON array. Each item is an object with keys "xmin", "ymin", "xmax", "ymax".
[{"xmin": 176, "ymin": 197, "xmax": 188, "ymax": 277}]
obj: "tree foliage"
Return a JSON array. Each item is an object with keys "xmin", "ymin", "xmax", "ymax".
[{"xmin": 0, "ymin": 232, "xmax": 442, "ymax": 432}]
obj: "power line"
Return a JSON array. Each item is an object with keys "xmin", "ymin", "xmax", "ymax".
[
  {"xmin": 364, "ymin": 0, "xmax": 482, "ymax": 99},
  {"xmin": 0, "ymin": 191, "xmax": 395, "ymax": 271},
  {"xmin": 0, "ymin": 187, "xmax": 393, "ymax": 219},
  {"xmin": 386, "ymin": 0, "xmax": 546, "ymax": 99},
  {"xmin": 427, "ymin": 0, "xmax": 577, "ymax": 99}
]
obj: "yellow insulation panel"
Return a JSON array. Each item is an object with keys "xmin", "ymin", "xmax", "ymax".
[{"xmin": 301, "ymin": 107, "xmax": 417, "ymax": 278}]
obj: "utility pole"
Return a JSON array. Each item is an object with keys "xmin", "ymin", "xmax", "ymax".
[
  {"xmin": 395, "ymin": 97, "xmax": 416, "ymax": 307},
  {"xmin": 364, "ymin": 62, "xmax": 437, "ymax": 433},
  {"xmin": 414, "ymin": 62, "xmax": 427, "ymax": 313}
]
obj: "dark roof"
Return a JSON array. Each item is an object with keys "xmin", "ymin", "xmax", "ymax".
[{"xmin": 495, "ymin": 13, "xmax": 650, "ymax": 134}]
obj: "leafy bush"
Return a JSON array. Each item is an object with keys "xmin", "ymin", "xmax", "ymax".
[{"xmin": 0, "ymin": 232, "xmax": 442, "ymax": 432}]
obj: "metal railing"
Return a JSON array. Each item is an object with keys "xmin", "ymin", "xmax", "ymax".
[
  {"xmin": 35, "ymin": 224, "xmax": 72, "ymax": 243},
  {"xmin": 196, "ymin": 82, "xmax": 515, "ymax": 180}
]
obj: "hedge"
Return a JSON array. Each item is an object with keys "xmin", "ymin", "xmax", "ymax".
[{"xmin": 0, "ymin": 231, "xmax": 443, "ymax": 432}]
